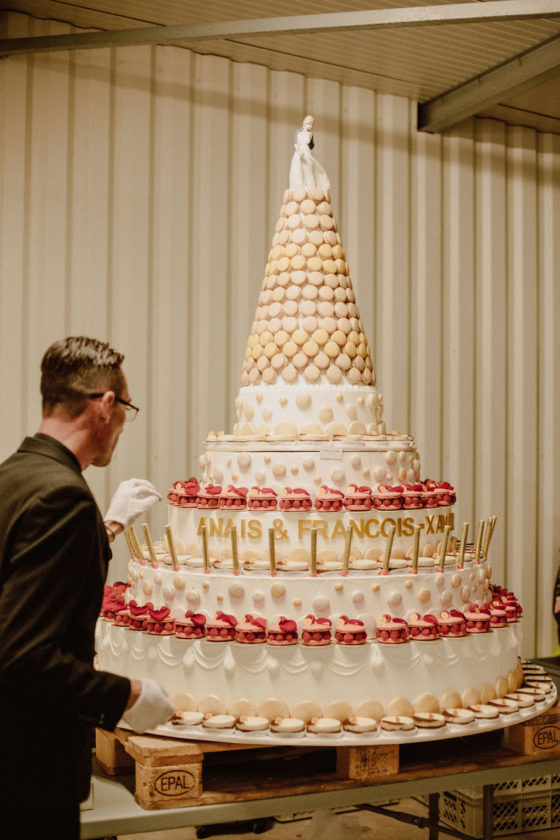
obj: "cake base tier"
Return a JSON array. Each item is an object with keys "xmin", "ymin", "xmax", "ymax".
[{"xmin": 97, "ymin": 620, "xmax": 523, "ymax": 723}]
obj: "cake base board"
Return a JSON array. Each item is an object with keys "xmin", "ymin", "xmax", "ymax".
[{"xmin": 118, "ymin": 684, "xmax": 556, "ymax": 748}]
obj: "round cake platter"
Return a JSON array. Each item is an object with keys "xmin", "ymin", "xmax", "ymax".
[{"xmin": 120, "ymin": 676, "xmax": 557, "ymax": 748}]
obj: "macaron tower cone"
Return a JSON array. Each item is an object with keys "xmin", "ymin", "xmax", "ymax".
[{"xmin": 234, "ymin": 118, "xmax": 386, "ymax": 440}]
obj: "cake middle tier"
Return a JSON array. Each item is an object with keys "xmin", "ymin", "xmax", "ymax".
[
  {"xmin": 168, "ymin": 503, "xmax": 455, "ymax": 568},
  {"xmin": 200, "ymin": 436, "xmax": 421, "ymax": 492}
]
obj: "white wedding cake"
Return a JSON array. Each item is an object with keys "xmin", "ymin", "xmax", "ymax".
[{"xmin": 97, "ymin": 120, "xmax": 532, "ymax": 738}]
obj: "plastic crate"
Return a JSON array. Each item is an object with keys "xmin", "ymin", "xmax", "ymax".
[
  {"xmin": 552, "ymin": 792, "xmax": 560, "ymax": 827},
  {"xmin": 437, "ymin": 791, "xmax": 557, "ymax": 838},
  {"xmin": 429, "ymin": 774, "xmax": 551, "ymax": 801},
  {"xmin": 522, "ymin": 795, "xmax": 551, "ymax": 831},
  {"xmin": 437, "ymin": 791, "xmax": 522, "ymax": 838}
]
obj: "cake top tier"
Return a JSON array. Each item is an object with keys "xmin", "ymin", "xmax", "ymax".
[{"xmin": 235, "ymin": 117, "xmax": 383, "ymax": 439}]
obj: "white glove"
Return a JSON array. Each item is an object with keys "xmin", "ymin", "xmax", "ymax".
[
  {"xmin": 104, "ymin": 478, "xmax": 162, "ymax": 529},
  {"xmin": 122, "ymin": 679, "xmax": 175, "ymax": 733}
]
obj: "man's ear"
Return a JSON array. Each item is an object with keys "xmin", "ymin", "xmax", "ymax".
[{"xmin": 97, "ymin": 390, "xmax": 115, "ymax": 422}]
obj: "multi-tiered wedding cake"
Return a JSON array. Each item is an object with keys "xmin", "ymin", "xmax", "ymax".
[{"xmin": 97, "ymin": 119, "xmax": 537, "ymax": 739}]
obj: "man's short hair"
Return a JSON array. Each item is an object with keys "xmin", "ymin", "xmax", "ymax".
[{"xmin": 41, "ymin": 336, "xmax": 125, "ymax": 417}]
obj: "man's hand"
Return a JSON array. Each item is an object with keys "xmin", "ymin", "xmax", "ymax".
[
  {"xmin": 104, "ymin": 479, "xmax": 161, "ymax": 530},
  {"xmin": 122, "ymin": 678, "xmax": 175, "ymax": 733}
]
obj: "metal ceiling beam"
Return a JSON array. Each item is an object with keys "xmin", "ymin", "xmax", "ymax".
[
  {"xmin": 1, "ymin": 1, "xmax": 560, "ymax": 56},
  {"xmin": 418, "ymin": 33, "xmax": 560, "ymax": 132}
]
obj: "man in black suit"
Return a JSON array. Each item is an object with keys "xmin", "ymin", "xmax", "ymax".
[{"xmin": 0, "ymin": 336, "xmax": 174, "ymax": 840}]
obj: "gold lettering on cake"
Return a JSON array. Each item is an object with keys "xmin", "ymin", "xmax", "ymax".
[
  {"xmin": 364, "ymin": 519, "xmax": 379, "ymax": 539},
  {"xmin": 298, "ymin": 520, "xmax": 312, "ymax": 539},
  {"xmin": 381, "ymin": 518, "xmax": 396, "ymax": 537},
  {"xmin": 402, "ymin": 516, "xmax": 415, "ymax": 537},
  {"xmin": 349, "ymin": 520, "xmax": 365, "ymax": 538},
  {"xmin": 207, "ymin": 518, "xmax": 224, "ymax": 538},
  {"xmin": 197, "ymin": 518, "xmax": 207, "ymax": 536},
  {"xmin": 425, "ymin": 515, "xmax": 436, "ymax": 534},
  {"xmin": 313, "ymin": 520, "xmax": 329, "ymax": 539},
  {"xmin": 247, "ymin": 519, "xmax": 262, "ymax": 539},
  {"xmin": 331, "ymin": 520, "xmax": 348, "ymax": 539}
]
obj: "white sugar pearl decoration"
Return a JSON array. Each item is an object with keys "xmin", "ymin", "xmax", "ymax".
[
  {"xmin": 254, "ymin": 471, "xmax": 266, "ymax": 483},
  {"xmin": 350, "ymin": 455, "xmax": 361, "ymax": 469},
  {"xmin": 331, "ymin": 468, "xmax": 345, "ymax": 483},
  {"xmin": 385, "ymin": 451, "xmax": 397, "ymax": 465},
  {"xmin": 163, "ymin": 585, "xmax": 175, "ymax": 601},
  {"xmin": 231, "ymin": 472, "xmax": 238, "ymax": 481},
  {"xmin": 346, "ymin": 404, "xmax": 358, "ymax": 420},
  {"xmin": 271, "ymin": 582, "xmax": 286, "ymax": 598},
  {"xmin": 373, "ymin": 466, "xmax": 386, "ymax": 483},
  {"xmin": 435, "ymin": 576, "xmax": 444, "ymax": 588},
  {"xmin": 440, "ymin": 590, "xmax": 453, "ymax": 606},
  {"xmin": 303, "ymin": 457, "xmax": 315, "ymax": 470},
  {"xmin": 154, "ymin": 572, "xmax": 162, "ymax": 585},
  {"xmin": 314, "ymin": 476, "xmax": 323, "ymax": 485},
  {"xmin": 214, "ymin": 467, "xmax": 223, "ymax": 483},
  {"xmin": 143, "ymin": 581, "xmax": 153, "ymax": 596},
  {"xmin": 253, "ymin": 591, "xmax": 265, "ymax": 607},
  {"xmin": 186, "ymin": 588, "xmax": 201, "ymax": 607},
  {"xmin": 387, "ymin": 591, "xmax": 402, "ymax": 609},
  {"xmin": 290, "ymin": 465, "xmax": 299, "ymax": 474},
  {"xmin": 313, "ymin": 595, "xmax": 330, "ymax": 614},
  {"xmin": 238, "ymin": 453, "xmax": 251, "ymax": 469},
  {"xmin": 296, "ymin": 393, "xmax": 312, "ymax": 410},
  {"xmin": 174, "ymin": 575, "xmax": 186, "ymax": 590},
  {"xmin": 353, "ymin": 591, "xmax": 365, "ymax": 606},
  {"xmin": 418, "ymin": 588, "xmax": 431, "ymax": 604},
  {"xmin": 229, "ymin": 583, "xmax": 245, "ymax": 599},
  {"xmin": 272, "ymin": 462, "xmax": 286, "ymax": 477},
  {"xmin": 451, "ymin": 574, "xmax": 462, "ymax": 589},
  {"xmin": 362, "ymin": 468, "xmax": 371, "ymax": 478}
]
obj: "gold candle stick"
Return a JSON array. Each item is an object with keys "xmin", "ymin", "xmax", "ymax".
[
  {"xmin": 411, "ymin": 525, "xmax": 421, "ymax": 573},
  {"xmin": 201, "ymin": 524, "xmax": 210, "ymax": 573},
  {"xmin": 123, "ymin": 527, "xmax": 136, "ymax": 561},
  {"xmin": 268, "ymin": 528, "xmax": 276, "ymax": 575},
  {"xmin": 141, "ymin": 523, "xmax": 159, "ymax": 569},
  {"xmin": 231, "ymin": 526, "xmax": 239, "ymax": 575},
  {"xmin": 437, "ymin": 525, "xmax": 451, "ymax": 572},
  {"xmin": 473, "ymin": 519, "xmax": 485, "ymax": 566},
  {"xmin": 382, "ymin": 524, "xmax": 396, "ymax": 574},
  {"xmin": 164, "ymin": 525, "xmax": 180, "ymax": 571},
  {"xmin": 130, "ymin": 527, "xmax": 147, "ymax": 566},
  {"xmin": 457, "ymin": 522, "xmax": 469, "ymax": 569},
  {"xmin": 311, "ymin": 527, "xmax": 317, "ymax": 576},
  {"xmin": 342, "ymin": 527, "xmax": 353, "ymax": 575},
  {"xmin": 484, "ymin": 515, "xmax": 497, "ymax": 560}
]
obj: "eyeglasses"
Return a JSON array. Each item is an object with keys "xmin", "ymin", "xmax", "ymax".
[{"xmin": 88, "ymin": 393, "xmax": 140, "ymax": 422}]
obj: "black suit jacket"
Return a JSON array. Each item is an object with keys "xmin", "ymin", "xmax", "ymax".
[{"xmin": 0, "ymin": 433, "xmax": 130, "ymax": 806}]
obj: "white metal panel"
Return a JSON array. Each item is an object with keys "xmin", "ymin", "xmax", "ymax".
[
  {"xmin": 374, "ymin": 93, "xmax": 412, "ymax": 435},
  {"xmin": 536, "ymin": 132, "xmax": 560, "ymax": 655},
  {"xmin": 410, "ymin": 121, "xmax": 444, "ymax": 478},
  {"xmin": 0, "ymin": 12, "xmax": 30, "ymax": 451},
  {"xmin": 473, "ymin": 119, "xmax": 508, "ymax": 586},
  {"xmin": 441, "ymin": 121, "xmax": 476, "ymax": 528},
  {"xmin": 506, "ymin": 125, "xmax": 539, "ymax": 654},
  {"xmin": 1, "ymin": 10, "xmax": 559, "ymax": 654},
  {"xmin": 148, "ymin": 44, "xmax": 194, "ymax": 540}
]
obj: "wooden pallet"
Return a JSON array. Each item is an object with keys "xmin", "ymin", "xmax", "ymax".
[{"xmin": 95, "ymin": 703, "xmax": 560, "ymax": 811}]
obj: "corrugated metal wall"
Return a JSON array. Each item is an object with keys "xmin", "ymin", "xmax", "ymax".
[{"xmin": 1, "ymin": 11, "xmax": 559, "ymax": 656}]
